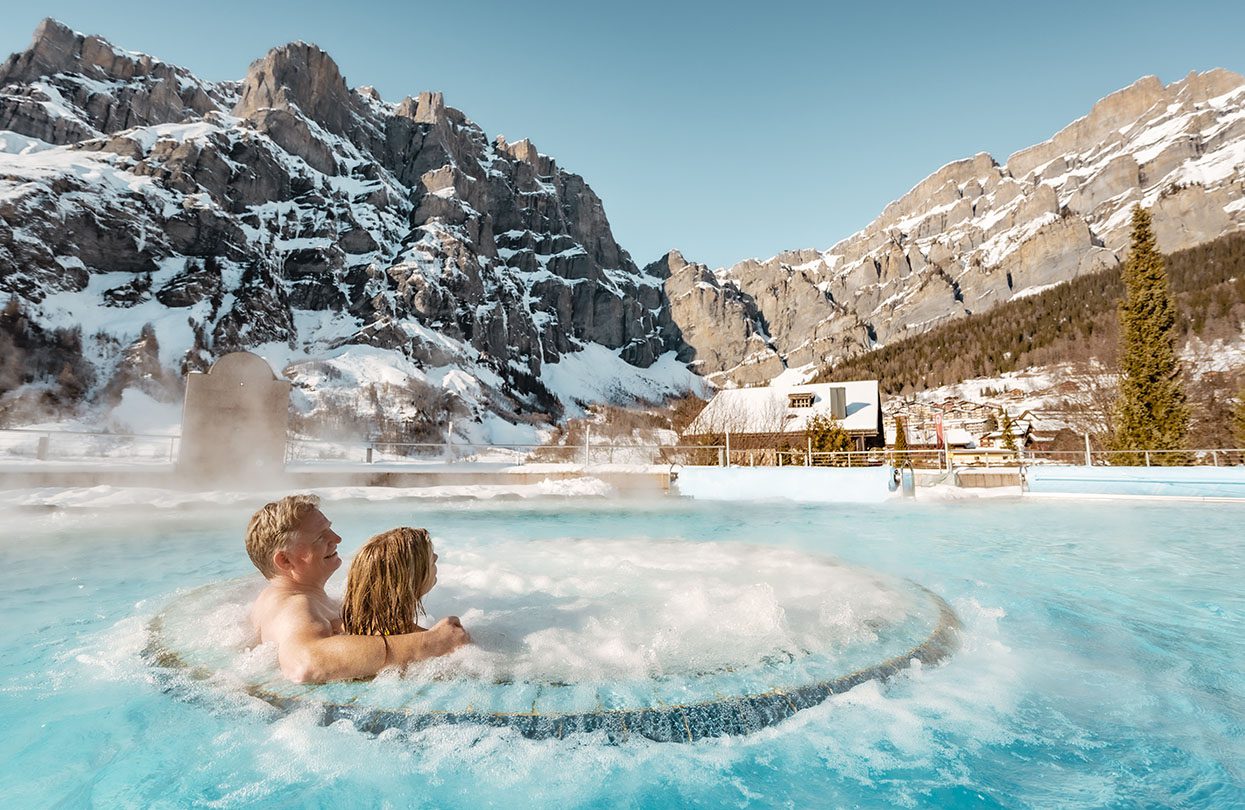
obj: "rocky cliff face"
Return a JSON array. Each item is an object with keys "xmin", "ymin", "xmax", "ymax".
[
  {"xmin": 677, "ymin": 69, "xmax": 1245, "ymax": 385},
  {"xmin": 3, "ymin": 20, "xmax": 1243, "ymax": 427},
  {"xmin": 0, "ymin": 20, "xmax": 689, "ymax": 434}
]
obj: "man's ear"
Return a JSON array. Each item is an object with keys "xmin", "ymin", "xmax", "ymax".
[{"xmin": 273, "ymin": 548, "xmax": 295, "ymax": 574}]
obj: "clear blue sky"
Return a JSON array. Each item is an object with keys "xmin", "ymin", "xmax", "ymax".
[{"xmin": 4, "ymin": 1, "xmax": 1245, "ymax": 269}]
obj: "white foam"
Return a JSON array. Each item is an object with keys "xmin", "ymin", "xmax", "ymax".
[{"xmin": 148, "ymin": 539, "xmax": 927, "ymax": 706}]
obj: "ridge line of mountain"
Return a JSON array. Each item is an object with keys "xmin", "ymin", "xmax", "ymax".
[{"xmin": 2, "ymin": 19, "xmax": 1244, "ymax": 436}]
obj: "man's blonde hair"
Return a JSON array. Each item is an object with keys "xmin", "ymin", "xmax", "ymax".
[
  {"xmin": 245, "ymin": 494, "xmax": 322, "ymax": 579},
  {"xmin": 341, "ymin": 527, "xmax": 433, "ymax": 636}
]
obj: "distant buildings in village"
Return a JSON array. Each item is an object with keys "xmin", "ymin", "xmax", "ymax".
[
  {"xmin": 884, "ymin": 395, "xmax": 1059, "ymax": 451},
  {"xmin": 682, "ymin": 380, "xmax": 1063, "ymax": 457}
]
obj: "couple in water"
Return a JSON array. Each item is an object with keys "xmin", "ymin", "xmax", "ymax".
[{"xmin": 245, "ymin": 494, "xmax": 470, "ymax": 683}]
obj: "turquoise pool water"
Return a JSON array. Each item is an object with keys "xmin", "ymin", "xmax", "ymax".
[{"xmin": 2, "ymin": 495, "xmax": 1242, "ymax": 807}]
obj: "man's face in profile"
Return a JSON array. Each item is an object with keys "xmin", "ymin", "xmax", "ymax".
[{"xmin": 283, "ymin": 508, "xmax": 342, "ymax": 585}]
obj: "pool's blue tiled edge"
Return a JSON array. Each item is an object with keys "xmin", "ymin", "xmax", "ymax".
[{"xmin": 1025, "ymin": 465, "xmax": 1245, "ymax": 499}]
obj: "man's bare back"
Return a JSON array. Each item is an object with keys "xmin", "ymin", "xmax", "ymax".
[{"xmin": 245, "ymin": 499, "xmax": 469, "ymax": 683}]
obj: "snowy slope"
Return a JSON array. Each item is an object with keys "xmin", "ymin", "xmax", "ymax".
[{"xmin": 0, "ymin": 20, "xmax": 694, "ymax": 438}]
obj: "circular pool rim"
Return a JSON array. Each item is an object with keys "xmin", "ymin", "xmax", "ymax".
[{"xmin": 145, "ymin": 581, "xmax": 961, "ymax": 743}]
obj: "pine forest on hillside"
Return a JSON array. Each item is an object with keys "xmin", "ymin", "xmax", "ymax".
[{"xmin": 816, "ymin": 230, "xmax": 1245, "ymax": 396}]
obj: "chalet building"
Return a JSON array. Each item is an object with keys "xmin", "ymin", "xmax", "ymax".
[
  {"xmin": 684, "ymin": 380, "xmax": 884, "ymax": 450},
  {"xmin": 978, "ymin": 410, "xmax": 1063, "ymax": 449}
]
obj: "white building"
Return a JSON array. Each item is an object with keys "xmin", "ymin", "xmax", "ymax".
[{"xmin": 684, "ymin": 380, "xmax": 884, "ymax": 450}]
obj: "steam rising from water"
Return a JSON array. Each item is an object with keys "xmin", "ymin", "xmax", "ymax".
[{"xmin": 154, "ymin": 539, "xmax": 936, "ymax": 715}]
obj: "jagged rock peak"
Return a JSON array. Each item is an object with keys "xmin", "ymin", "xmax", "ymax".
[
  {"xmin": 498, "ymin": 137, "xmax": 556, "ymax": 174},
  {"xmin": 642, "ymin": 249, "xmax": 693, "ymax": 279},
  {"xmin": 1168, "ymin": 67, "xmax": 1245, "ymax": 102},
  {"xmin": 1, "ymin": 18, "xmax": 174, "ymax": 85},
  {"xmin": 0, "ymin": 19, "xmax": 222, "ymax": 143},
  {"xmin": 233, "ymin": 41, "xmax": 357, "ymax": 135},
  {"xmin": 391, "ymin": 90, "xmax": 447, "ymax": 125},
  {"xmin": 414, "ymin": 90, "xmax": 445, "ymax": 124},
  {"xmin": 1006, "ymin": 70, "xmax": 1245, "ymax": 178},
  {"xmin": 871, "ymin": 152, "xmax": 1000, "ymax": 234},
  {"xmin": 0, "ymin": 20, "xmax": 694, "ymax": 428},
  {"xmin": 502, "ymin": 137, "xmax": 538, "ymax": 162}
]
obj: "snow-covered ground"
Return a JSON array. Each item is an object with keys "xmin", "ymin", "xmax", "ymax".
[
  {"xmin": 893, "ymin": 328, "xmax": 1245, "ymax": 430},
  {"xmin": 539, "ymin": 345, "xmax": 708, "ymax": 418},
  {"xmin": 1181, "ymin": 333, "xmax": 1245, "ymax": 375},
  {"xmin": 903, "ymin": 365, "xmax": 1080, "ymax": 422}
]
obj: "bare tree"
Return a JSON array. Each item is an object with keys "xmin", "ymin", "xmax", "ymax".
[{"xmin": 1054, "ymin": 360, "xmax": 1119, "ymax": 445}]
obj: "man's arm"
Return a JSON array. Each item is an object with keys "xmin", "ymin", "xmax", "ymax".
[{"xmin": 270, "ymin": 601, "xmax": 470, "ymax": 683}]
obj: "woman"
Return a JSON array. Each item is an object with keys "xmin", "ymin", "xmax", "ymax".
[{"xmin": 341, "ymin": 526, "xmax": 439, "ymax": 636}]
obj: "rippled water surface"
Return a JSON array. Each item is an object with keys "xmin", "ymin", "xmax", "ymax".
[{"xmin": 2, "ymin": 496, "xmax": 1242, "ymax": 808}]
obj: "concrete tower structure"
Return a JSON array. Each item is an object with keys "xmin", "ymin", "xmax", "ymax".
[{"xmin": 179, "ymin": 352, "xmax": 291, "ymax": 484}]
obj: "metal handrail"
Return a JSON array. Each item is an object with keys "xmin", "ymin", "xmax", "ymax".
[{"xmin": 0, "ymin": 427, "xmax": 181, "ymax": 463}]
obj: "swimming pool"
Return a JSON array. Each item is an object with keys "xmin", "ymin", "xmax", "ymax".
[{"xmin": 2, "ymin": 494, "xmax": 1242, "ymax": 807}]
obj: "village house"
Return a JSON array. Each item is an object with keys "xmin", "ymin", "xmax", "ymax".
[
  {"xmin": 885, "ymin": 396, "xmax": 1066, "ymax": 450},
  {"xmin": 683, "ymin": 380, "xmax": 884, "ymax": 450}
]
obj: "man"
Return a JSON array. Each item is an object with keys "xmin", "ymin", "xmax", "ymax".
[{"xmin": 245, "ymin": 494, "xmax": 469, "ymax": 683}]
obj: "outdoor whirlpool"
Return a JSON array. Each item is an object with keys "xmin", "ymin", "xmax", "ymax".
[
  {"xmin": 146, "ymin": 542, "xmax": 961, "ymax": 743},
  {"xmin": 2, "ymin": 494, "xmax": 1243, "ymax": 807}
]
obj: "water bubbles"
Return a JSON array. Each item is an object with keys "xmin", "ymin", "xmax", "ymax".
[{"xmin": 147, "ymin": 538, "xmax": 956, "ymax": 742}]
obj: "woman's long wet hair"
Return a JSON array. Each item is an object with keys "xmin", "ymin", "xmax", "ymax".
[{"xmin": 341, "ymin": 527, "xmax": 434, "ymax": 636}]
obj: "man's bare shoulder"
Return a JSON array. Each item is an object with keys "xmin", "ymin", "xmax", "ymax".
[{"xmin": 252, "ymin": 585, "xmax": 334, "ymax": 643}]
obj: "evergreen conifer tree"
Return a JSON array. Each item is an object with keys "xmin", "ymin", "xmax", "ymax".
[
  {"xmin": 1000, "ymin": 411, "xmax": 1018, "ymax": 453},
  {"xmin": 1111, "ymin": 206, "xmax": 1189, "ymax": 464},
  {"xmin": 806, "ymin": 413, "xmax": 853, "ymax": 465},
  {"xmin": 892, "ymin": 416, "xmax": 910, "ymax": 464}
]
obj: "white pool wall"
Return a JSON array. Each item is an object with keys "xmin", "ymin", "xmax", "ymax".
[
  {"xmin": 674, "ymin": 466, "xmax": 898, "ymax": 503},
  {"xmin": 1025, "ymin": 465, "xmax": 1245, "ymax": 499}
]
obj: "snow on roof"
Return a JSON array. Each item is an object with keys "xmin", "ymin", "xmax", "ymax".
[{"xmin": 686, "ymin": 380, "xmax": 881, "ymax": 436}]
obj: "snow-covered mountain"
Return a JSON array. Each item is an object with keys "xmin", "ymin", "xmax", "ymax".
[
  {"xmin": 669, "ymin": 70, "xmax": 1245, "ymax": 385},
  {"xmin": 3, "ymin": 19, "xmax": 1244, "ymax": 436},
  {"xmin": 0, "ymin": 19, "xmax": 697, "ymax": 439}
]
